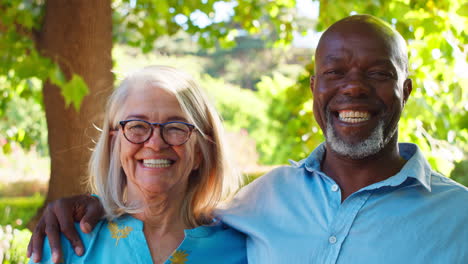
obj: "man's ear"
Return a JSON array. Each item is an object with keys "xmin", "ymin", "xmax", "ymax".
[
  {"xmin": 403, "ymin": 78, "xmax": 412, "ymax": 104},
  {"xmin": 310, "ymin": 75, "xmax": 315, "ymax": 93}
]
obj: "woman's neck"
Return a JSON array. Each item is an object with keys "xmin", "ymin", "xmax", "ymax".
[{"xmin": 130, "ymin": 191, "xmax": 190, "ymax": 264}]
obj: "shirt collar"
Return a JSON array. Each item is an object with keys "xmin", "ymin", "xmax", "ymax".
[
  {"xmin": 396, "ymin": 143, "xmax": 432, "ymax": 191},
  {"xmin": 293, "ymin": 142, "xmax": 432, "ymax": 192}
]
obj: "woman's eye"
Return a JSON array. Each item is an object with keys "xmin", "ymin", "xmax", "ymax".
[
  {"xmin": 129, "ymin": 124, "xmax": 148, "ymax": 130},
  {"xmin": 167, "ymin": 127, "xmax": 184, "ymax": 132}
]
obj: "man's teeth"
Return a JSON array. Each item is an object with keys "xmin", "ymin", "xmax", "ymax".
[
  {"xmin": 338, "ymin": 111, "xmax": 370, "ymax": 123},
  {"xmin": 142, "ymin": 159, "xmax": 172, "ymax": 168}
]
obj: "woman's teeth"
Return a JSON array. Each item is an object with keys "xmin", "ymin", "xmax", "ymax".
[
  {"xmin": 338, "ymin": 110, "xmax": 371, "ymax": 123},
  {"xmin": 142, "ymin": 159, "xmax": 172, "ymax": 168}
]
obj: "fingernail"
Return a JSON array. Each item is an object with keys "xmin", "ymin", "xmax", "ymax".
[
  {"xmin": 75, "ymin": 246, "xmax": 84, "ymax": 256},
  {"xmin": 52, "ymin": 252, "xmax": 59, "ymax": 263},
  {"xmin": 82, "ymin": 222, "xmax": 91, "ymax": 233},
  {"xmin": 32, "ymin": 253, "xmax": 39, "ymax": 263}
]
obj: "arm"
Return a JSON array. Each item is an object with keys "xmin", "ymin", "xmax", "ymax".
[{"xmin": 27, "ymin": 194, "xmax": 104, "ymax": 263}]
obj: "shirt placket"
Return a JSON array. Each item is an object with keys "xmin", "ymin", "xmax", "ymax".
[
  {"xmin": 130, "ymin": 228, "xmax": 154, "ymax": 264},
  {"xmin": 323, "ymin": 189, "xmax": 372, "ymax": 264}
]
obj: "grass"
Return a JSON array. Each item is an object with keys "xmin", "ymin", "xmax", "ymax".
[
  {"xmin": 0, "ymin": 196, "xmax": 40, "ymax": 264},
  {"xmin": 0, "ymin": 195, "xmax": 44, "ymax": 229}
]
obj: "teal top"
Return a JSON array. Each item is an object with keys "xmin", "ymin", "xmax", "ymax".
[{"xmin": 32, "ymin": 214, "xmax": 247, "ymax": 264}]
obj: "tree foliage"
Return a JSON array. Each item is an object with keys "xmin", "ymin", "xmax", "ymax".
[
  {"xmin": 263, "ymin": 0, "xmax": 468, "ymax": 179},
  {"xmin": 0, "ymin": 0, "xmax": 297, "ymax": 153},
  {"xmin": 1, "ymin": 0, "xmax": 467, "ymax": 184}
]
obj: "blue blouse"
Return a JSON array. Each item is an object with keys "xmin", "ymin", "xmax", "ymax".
[
  {"xmin": 32, "ymin": 214, "xmax": 247, "ymax": 264},
  {"xmin": 219, "ymin": 143, "xmax": 468, "ymax": 263}
]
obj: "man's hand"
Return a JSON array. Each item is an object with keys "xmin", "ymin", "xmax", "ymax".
[{"xmin": 27, "ymin": 194, "xmax": 104, "ymax": 263}]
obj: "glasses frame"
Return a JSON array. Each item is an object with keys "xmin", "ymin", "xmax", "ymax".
[{"xmin": 119, "ymin": 119, "xmax": 196, "ymax": 146}]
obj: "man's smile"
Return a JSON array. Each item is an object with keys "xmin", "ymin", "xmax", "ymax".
[{"xmin": 338, "ymin": 110, "xmax": 371, "ymax": 123}]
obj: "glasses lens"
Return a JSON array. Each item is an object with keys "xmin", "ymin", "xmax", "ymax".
[
  {"xmin": 124, "ymin": 120, "xmax": 151, "ymax": 143},
  {"xmin": 163, "ymin": 122, "xmax": 192, "ymax": 145}
]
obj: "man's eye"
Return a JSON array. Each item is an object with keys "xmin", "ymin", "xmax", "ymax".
[
  {"xmin": 323, "ymin": 70, "xmax": 344, "ymax": 77},
  {"xmin": 368, "ymin": 71, "xmax": 394, "ymax": 80}
]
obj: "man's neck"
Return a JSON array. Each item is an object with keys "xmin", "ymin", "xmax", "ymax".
[{"xmin": 321, "ymin": 141, "xmax": 406, "ymax": 202}]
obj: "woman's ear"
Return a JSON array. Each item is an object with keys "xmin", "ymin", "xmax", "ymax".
[
  {"xmin": 193, "ymin": 145, "xmax": 202, "ymax": 170},
  {"xmin": 109, "ymin": 129, "xmax": 119, "ymax": 142}
]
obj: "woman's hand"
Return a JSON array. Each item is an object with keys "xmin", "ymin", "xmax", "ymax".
[{"xmin": 27, "ymin": 194, "xmax": 104, "ymax": 263}]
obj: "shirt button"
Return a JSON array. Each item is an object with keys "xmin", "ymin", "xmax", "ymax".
[
  {"xmin": 331, "ymin": 184, "xmax": 339, "ymax": 192},
  {"xmin": 329, "ymin": 236, "xmax": 337, "ymax": 244}
]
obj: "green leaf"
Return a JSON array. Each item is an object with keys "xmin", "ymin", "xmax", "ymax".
[
  {"xmin": 49, "ymin": 66, "xmax": 66, "ymax": 86},
  {"xmin": 14, "ymin": 60, "xmax": 36, "ymax": 80},
  {"xmin": 60, "ymin": 74, "xmax": 89, "ymax": 111},
  {"xmin": 457, "ymin": 3, "xmax": 468, "ymax": 17},
  {"xmin": 2, "ymin": 142, "xmax": 12, "ymax": 154},
  {"xmin": 16, "ymin": 128, "xmax": 25, "ymax": 141}
]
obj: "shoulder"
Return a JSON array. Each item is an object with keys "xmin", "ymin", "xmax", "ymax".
[
  {"xmin": 216, "ymin": 164, "xmax": 311, "ymax": 223},
  {"xmin": 243, "ymin": 165, "xmax": 306, "ymax": 193},
  {"xmin": 430, "ymin": 171, "xmax": 468, "ymax": 200},
  {"xmin": 400, "ymin": 142, "xmax": 468, "ymax": 201},
  {"xmin": 185, "ymin": 220, "xmax": 246, "ymax": 244},
  {"xmin": 242, "ymin": 145, "xmax": 325, "ymax": 193},
  {"xmin": 219, "ymin": 165, "xmax": 302, "ymax": 212},
  {"xmin": 32, "ymin": 220, "xmax": 107, "ymax": 264},
  {"xmin": 177, "ymin": 221, "xmax": 246, "ymax": 263},
  {"xmin": 30, "ymin": 236, "xmax": 72, "ymax": 264}
]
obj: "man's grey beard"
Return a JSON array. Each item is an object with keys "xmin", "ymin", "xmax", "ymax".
[{"xmin": 325, "ymin": 111, "xmax": 395, "ymax": 159}]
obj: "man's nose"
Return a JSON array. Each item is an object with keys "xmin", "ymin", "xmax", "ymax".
[{"xmin": 340, "ymin": 70, "xmax": 371, "ymax": 97}]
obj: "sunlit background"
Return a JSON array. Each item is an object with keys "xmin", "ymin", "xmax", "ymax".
[{"xmin": 1, "ymin": 1, "xmax": 467, "ymax": 263}]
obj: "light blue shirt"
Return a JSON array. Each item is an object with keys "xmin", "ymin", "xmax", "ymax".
[
  {"xmin": 32, "ymin": 215, "xmax": 246, "ymax": 264},
  {"xmin": 219, "ymin": 143, "xmax": 468, "ymax": 263}
]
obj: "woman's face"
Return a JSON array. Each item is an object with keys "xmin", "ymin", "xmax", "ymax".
[{"xmin": 118, "ymin": 85, "xmax": 199, "ymax": 201}]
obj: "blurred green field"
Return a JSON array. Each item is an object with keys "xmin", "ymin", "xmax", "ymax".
[
  {"xmin": 0, "ymin": 195, "xmax": 44, "ymax": 230},
  {"xmin": 0, "ymin": 196, "xmax": 41, "ymax": 264}
]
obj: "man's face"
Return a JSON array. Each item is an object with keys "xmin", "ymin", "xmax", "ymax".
[{"xmin": 311, "ymin": 22, "xmax": 411, "ymax": 159}]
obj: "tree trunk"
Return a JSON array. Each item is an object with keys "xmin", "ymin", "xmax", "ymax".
[{"xmin": 29, "ymin": 0, "xmax": 113, "ymax": 228}]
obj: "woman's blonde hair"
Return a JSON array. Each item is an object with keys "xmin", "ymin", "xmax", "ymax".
[{"xmin": 88, "ymin": 65, "xmax": 240, "ymax": 227}]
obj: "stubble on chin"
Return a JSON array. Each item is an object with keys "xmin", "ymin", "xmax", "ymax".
[{"xmin": 325, "ymin": 110, "xmax": 394, "ymax": 160}]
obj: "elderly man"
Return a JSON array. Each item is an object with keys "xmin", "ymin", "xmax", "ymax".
[
  {"xmin": 29, "ymin": 15, "xmax": 467, "ymax": 263},
  {"xmin": 219, "ymin": 15, "xmax": 467, "ymax": 263}
]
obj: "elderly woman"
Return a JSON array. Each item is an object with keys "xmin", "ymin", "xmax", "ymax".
[{"xmin": 30, "ymin": 66, "xmax": 246, "ymax": 264}]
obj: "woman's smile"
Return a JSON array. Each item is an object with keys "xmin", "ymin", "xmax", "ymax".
[{"xmin": 141, "ymin": 158, "xmax": 173, "ymax": 168}]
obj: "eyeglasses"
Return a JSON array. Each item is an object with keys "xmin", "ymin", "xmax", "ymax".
[{"xmin": 119, "ymin": 119, "xmax": 196, "ymax": 146}]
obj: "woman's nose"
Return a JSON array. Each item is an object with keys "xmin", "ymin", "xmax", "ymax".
[{"xmin": 144, "ymin": 127, "xmax": 169, "ymax": 150}]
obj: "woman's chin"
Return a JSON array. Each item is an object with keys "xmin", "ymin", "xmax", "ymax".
[
  {"xmin": 139, "ymin": 183, "xmax": 170, "ymax": 197},
  {"xmin": 127, "ymin": 181, "xmax": 170, "ymax": 200}
]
